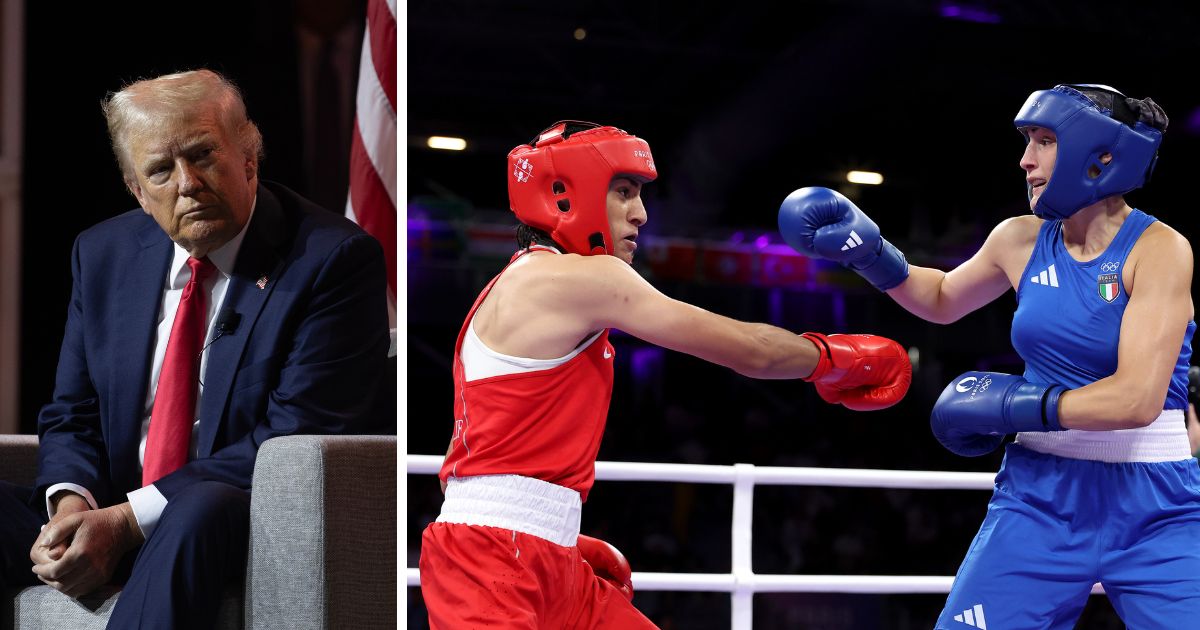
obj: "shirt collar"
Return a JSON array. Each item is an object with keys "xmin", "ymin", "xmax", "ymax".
[{"xmin": 167, "ymin": 195, "xmax": 258, "ymax": 288}]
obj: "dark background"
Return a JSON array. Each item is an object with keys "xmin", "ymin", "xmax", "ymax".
[
  {"xmin": 406, "ymin": 1, "xmax": 1200, "ymax": 628},
  {"xmin": 19, "ymin": 0, "xmax": 367, "ymax": 430}
]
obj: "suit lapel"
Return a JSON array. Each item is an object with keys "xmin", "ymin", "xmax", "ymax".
[
  {"xmin": 111, "ymin": 219, "xmax": 173, "ymax": 471},
  {"xmin": 197, "ymin": 186, "xmax": 287, "ymax": 456}
]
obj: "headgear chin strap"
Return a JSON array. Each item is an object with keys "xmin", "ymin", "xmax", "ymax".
[
  {"xmin": 507, "ymin": 121, "xmax": 657, "ymax": 256},
  {"xmin": 1014, "ymin": 84, "xmax": 1166, "ymax": 220}
]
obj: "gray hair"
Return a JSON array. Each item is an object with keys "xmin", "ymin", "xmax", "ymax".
[{"xmin": 101, "ymin": 69, "xmax": 264, "ymax": 181}]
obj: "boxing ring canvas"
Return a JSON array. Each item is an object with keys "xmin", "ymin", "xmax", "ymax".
[{"xmin": 407, "ymin": 454, "xmax": 1105, "ymax": 628}]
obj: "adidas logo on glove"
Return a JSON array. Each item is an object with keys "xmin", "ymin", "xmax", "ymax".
[
  {"xmin": 1029, "ymin": 263, "xmax": 1059, "ymax": 288},
  {"xmin": 841, "ymin": 230, "xmax": 864, "ymax": 251},
  {"xmin": 953, "ymin": 603, "xmax": 987, "ymax": 628}
]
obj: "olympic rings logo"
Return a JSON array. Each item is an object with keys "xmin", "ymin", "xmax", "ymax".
[
  {"xmin": 955, "ymin": 375, "xmax": 991, "ymax": 396},
  {"xmin": 1100, "ymin": 261, "xmax": 1119, "ymax": 272}
]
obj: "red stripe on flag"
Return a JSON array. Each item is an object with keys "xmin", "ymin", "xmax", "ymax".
[
  {"xmin": 350, "ymin": 120, "xmax": 397, "ymax": 295},
  {"xmin": 368, "ymin": 0, "xmax": 396, "ymax": 111}
]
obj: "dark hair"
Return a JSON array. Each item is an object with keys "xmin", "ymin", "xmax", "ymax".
[
  {"xmin": 1073, "ymin": 86, "xmax": 1169, "ymax": 132},
  {"xmin": 516, "ymin": 223, "xmax": 564, "ymax": 251}
]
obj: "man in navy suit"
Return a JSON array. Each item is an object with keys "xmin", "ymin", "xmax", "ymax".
[{"xmin": 0, "ymin": 69, "xmax": 389, "ymax": 628}]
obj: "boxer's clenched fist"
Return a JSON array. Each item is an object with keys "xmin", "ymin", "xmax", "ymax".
[
  {"xmin": 801, "ymin": 332, "xmax": 912, "ymax": 411},
  {"xmin": 778, "ymin": 187, "xmax": 909, "ymax": 291},
  {"xmin": 578, "ymin": 534, "xmax": 634, "ymax": 601}
]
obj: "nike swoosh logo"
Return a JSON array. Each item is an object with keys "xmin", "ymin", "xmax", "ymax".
[{"xmin": 603, "ymin": 348, "xmax": 612, "ymax": 359}]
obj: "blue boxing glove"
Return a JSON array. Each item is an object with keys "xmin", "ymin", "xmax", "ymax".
[
  {"xmin": 930, "ymin": 372, "xmax": 1066, "ymax": 457},
  {"xmin": 778, "ymin": 187, "xmax": 909, "ymax": 291}
]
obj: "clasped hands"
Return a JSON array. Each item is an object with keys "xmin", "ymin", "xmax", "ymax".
[{"xmin": 29, "ymin": 493, "xmax": 144, "ymax": 598}]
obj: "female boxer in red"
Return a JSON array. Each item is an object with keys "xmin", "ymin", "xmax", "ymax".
[{"xmin": 420, "ymin": 121, "xmax": 913, "ymax": 628}]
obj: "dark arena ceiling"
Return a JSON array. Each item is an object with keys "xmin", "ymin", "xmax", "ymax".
[{"xmin": 407, "ymin": 0, "xmax": 1200, "ymax": 244}]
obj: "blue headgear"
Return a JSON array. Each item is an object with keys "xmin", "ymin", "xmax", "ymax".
[{"xmin": 1013, "ymin": 84, "xmax": 1166, "ymax": 220}]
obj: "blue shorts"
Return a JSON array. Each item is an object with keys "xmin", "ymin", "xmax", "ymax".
[{"xmin": 936, "ymin": 444, "xmax": 1200, "ymax": 629}]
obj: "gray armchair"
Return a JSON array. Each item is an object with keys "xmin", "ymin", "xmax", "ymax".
[{"xmin": 0, "ymin": 434, "xmax": 396, "ymax": 629}]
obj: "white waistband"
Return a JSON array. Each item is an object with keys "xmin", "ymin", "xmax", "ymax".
[
  {"xmin": 1016, "ymin": 409, "xmax": 1190, "ymax": 463},
  {"xmin": 437, "ymin": 475, "xmax": 582, "ymax": 547}
]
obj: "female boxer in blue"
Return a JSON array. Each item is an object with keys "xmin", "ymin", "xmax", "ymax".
[{"xmin": 779, "ymin": 84, "xmax": 1197, "ymax": 629}]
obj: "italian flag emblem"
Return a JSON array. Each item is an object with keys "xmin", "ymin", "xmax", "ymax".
[{"xmin": 1098, "ymin": 273, "xmax": 1120, "ymax": 302}]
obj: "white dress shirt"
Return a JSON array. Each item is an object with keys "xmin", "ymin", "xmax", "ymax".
[{"xmin": 46, "ymin": 200, "xmax": 255, "ymax": 539}]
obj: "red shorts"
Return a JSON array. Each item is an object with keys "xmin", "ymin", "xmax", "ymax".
[{"xmin": 420, "ymin": 522, "xmax": 659, "ymax": 629}]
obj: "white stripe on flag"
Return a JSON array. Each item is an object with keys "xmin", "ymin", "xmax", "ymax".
[
  {"xmin": 354, "ymin": 22, "xmax": 397, "ymax": 207},
  {"xmin": 348, "ymin": 0, "xmax": 398, "ymax": 337}
]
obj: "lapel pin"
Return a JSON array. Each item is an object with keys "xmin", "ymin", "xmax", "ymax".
[{"xmin": 256, "ymin": 275, "xmax": 268, "ymax": 290}]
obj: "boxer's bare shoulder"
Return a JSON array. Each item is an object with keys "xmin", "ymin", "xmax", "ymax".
[
  {"xmin": 488, "ymin": 250, "xmax": 641, "ymax": 312},
  {"xmin": 987, "ymin": 215, "xmax": 1041, "ymax": 251},
  {"xmin": 983, "ymin": 215, "xmax": 1041, "ymax": 282},
  {"xmin": 472, "ymin": 251, "xmax": 615, "ymax": 359}
]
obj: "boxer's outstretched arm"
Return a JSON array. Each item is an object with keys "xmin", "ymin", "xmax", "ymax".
[
  {"xmin": 885, "ymin": 217, "xmax": 1033, "ymax": 324},
  {"xmin": 518, "ymin": 251, "xmax": 911, "ymax": 409},
  {"xmin": 560, "ymin": 254, "xmax": 822, "ymax": 379},
  {"xmin": 1057, "ymin": 226, "xmax": 1194, "ymax": 430},
  {"xmin": 777, "ymin": 187, "xmax": 1030, "ymax": 324}
]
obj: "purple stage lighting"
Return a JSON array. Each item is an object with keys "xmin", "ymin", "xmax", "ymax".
[
  {"xmin": 940, "ymin": 2, "xmax": 1001, "ymax": 23},
  {"xmin": 1185, "ymin": 105, "xmax": 1200, "ymax": 136},
  {"xmin": 630, "ymin": 346, "xmax": 666, "ymax": 383}
]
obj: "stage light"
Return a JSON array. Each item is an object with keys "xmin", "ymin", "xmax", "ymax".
[
  {"xmin": 427, "ymin": 136, "xmax": 467, "ymax": 151},
  {"xmin": 940, "ymin": 3, "xmax": 1002, "ymax": 23},
  {"xmin": 846, "ymin": 170, "xmax": 883, "ymax": 185}
]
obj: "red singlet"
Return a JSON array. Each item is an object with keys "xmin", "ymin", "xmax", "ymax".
[{"xmin": 439, "ymin": 247, "xmax": 615, "ymax": 502}]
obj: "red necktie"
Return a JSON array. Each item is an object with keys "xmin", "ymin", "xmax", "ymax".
[{"xmin": 143, "ymin": 256, "xmax": 216, "ymax": 486}]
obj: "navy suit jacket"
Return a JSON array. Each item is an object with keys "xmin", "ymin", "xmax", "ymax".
[{"xmin": 34, "ymin": 181, "xmax": 389, "ymax": 510}]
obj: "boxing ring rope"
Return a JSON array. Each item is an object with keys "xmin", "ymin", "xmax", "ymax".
[{"xmin": 406, "ymin": 454, "xmax": 1105, "ymax": 628}]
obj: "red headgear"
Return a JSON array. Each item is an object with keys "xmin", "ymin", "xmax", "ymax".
[{"xmin": 507, "ymin": 121, "xmax": 657, "ymax": 256}]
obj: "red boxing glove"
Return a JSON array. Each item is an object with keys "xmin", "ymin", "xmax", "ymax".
[
  {"xmin": 577, "ymin": 534, "xmax": 634, "ymax": 601},
  {"xmin": 801, "ymin": 332, "xmax": 912, "ymax": 411}
]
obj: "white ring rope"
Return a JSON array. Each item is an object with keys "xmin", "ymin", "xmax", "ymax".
[
  {"xmin": 406, "ymin": 454, "xmax": 997, "ymax": 489},
  {"xmin": 406, "ymin": 454, "xmax": 1105, "ymax": 628}
]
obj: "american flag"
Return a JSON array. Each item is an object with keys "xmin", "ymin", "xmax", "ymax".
[{"xmin": 347, "ymin": 0, "xmax": 397, "ymax": 348}]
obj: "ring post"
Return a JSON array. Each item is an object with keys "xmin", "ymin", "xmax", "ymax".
[{"xmin": 732, "ymin": 463, "xmax": 756, "ymax": 629}]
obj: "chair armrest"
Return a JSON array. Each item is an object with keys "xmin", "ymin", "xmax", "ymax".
[
  {"xmin": 0, "ymin": 435, "xmax": 39, "ymax": 487},
  {"xmin": 246, "ymin": 435, "xmax": 396, "ymax": 630}
]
